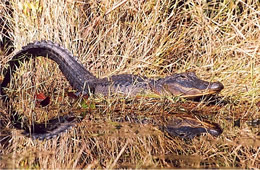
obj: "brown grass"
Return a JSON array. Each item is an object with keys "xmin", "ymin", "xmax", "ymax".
[{"xmin": 0, "ymin": 0, "xmax": 259, "ymax": 168}]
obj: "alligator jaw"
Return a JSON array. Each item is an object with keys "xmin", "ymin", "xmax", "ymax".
[
  {"xmin": 150, "ymin": 72, "xmax": 224, "ymax": 99},
  {"xmin": 179, "ymin": 82, "xmax": 224, "ymax": 99}
]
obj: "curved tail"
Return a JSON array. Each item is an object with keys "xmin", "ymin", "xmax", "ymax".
[
  {"xmin": 1, "ymin": 40, "xmax": 97, "ymax": 97},
  {"xmin": 0, "ymin": 40, "xmax": 96, "ymax": 140}
]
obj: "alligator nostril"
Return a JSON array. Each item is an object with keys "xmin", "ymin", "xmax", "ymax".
[{"xmin": 209, "ymin": 82, "xmax": 224, "ymax": 91}]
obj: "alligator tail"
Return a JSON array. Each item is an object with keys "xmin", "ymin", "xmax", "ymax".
[
  {"xmin": 0, "ymin": 40, "xmax": 95, "ymax": 140},
  {"xmin": 1, "ymin": 40, "xmax": 97, "ymax": 97}
]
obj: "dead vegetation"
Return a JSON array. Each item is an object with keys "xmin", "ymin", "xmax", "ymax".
[{"xmin": 0, "ymin": 0, "xmax": 259, "ymax": 168}]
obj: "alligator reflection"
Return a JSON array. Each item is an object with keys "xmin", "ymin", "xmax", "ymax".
[{"xmin": 7, "ymin": 99, "xmax": 223, "ymax": 140}]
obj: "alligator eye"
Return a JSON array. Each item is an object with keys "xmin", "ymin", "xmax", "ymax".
[{"xmin": 178, "ymin": 75, "xmax": 187, "ymax": 79}]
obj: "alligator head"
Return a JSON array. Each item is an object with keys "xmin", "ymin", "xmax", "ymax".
[
  {"xmin": 151, "ymin": 72, "xmax": 224, "ymax": 98},
  {"xmin": 161, "ymin": 114, "xmax": 223, "ymax": 138}
]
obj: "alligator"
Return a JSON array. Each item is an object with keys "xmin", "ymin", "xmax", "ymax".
[{"xmin": 0, "ymin": 40, "xmax": 224, "ymax": 140}]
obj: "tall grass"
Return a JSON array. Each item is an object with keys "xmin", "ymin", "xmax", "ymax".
[{"xmin": 0, "ymin": 0, "xmax": 259, "ymax": 168}]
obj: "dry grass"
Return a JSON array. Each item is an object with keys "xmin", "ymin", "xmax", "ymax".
[{"xmin": 0, "ymin": 0, "xmax": 259, "ymax": 168}]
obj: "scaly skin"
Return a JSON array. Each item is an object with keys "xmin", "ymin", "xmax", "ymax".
[{"xmin": 0, "ymin": 40, "xmax": 224, "ymax": 140}]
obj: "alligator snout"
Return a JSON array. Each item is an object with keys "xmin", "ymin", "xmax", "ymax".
[{"xmin": 208, "ymin": 82, "xmax": 224, "ymax": 92}]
